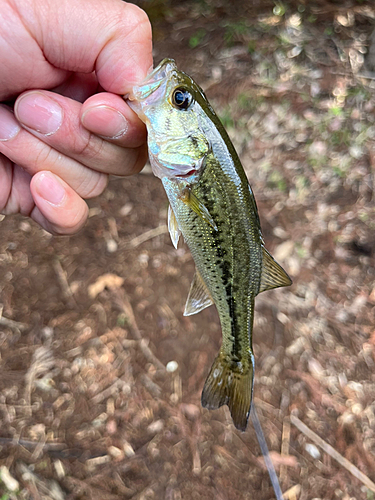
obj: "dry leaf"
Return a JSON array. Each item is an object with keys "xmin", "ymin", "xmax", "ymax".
[{"xmin": 88, "ymin": 273, "xmax": 124, "ymax": 299}]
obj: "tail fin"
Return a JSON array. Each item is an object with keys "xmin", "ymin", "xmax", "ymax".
[{"xmin": 201, "ymin": 351, "xmax": 254, "ymax": 432}]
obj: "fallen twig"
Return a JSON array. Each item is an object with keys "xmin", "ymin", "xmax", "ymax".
[
  {"xmin": 125, "ymin": 225, "xmax": 168, "ymax": 249},
  {"xmin": 90, "ymin": 378, "xmax": 129, "ymax": 404},
  {"xmin": 280, "ymin": 417, "xmax": 291, "ymax": 483},
  {"xmin": 53, "ymin": 258, "xmax": 77, "ymax": 306},
  {"xmin": 331, "ymin": 70, "xmax": 375, "ymax": 81},
  {"xmin": 290, "ymin": 414, "xmax": 375, "ymax": 494},
  {"xmin": 114, "ymin": 290, "xmax": 166, "ymax": 372},
  {"xmin": 0, "ymin": 315, "xmax": 28, "ymax": 332},
  {"xmin": 24, "ymin": 346, "xmax": 55, "ymax": 415},
  {"xmin": 139, "ymin": 373, "xmax": 162, "ymax": 398},
  {"xmin": 253, "ymin": 397, "xmax": 279, "ymax": 417},
  {"xmin": 30, "ymin": 435, "xmax": 47, "ymax": 462},
  {"xmin": 0, "ymin": 437, "xmax": 67, "ymax": 451},
  {"xmin": 17, "ymin": 462, "xmax": 65, "ymax": 500},
  {"xmin": 287, "ymin": 370, "xmax": 346, "ymax": 413}
]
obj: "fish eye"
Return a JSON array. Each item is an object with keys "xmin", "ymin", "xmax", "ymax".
[{"xmin": 171, "ymin": 87, "xmax": 192, "ymax": 110}]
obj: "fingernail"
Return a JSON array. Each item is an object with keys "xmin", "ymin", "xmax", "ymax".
[
  {"xmin": 15, "ymin": 92, "xmax": 63, "ymax": 135},
  {"xmin": 81, "ymin": 106, "xmax": 128, "ymax": 139},
  {"xmin": 34, "ymin": 172, "xmax": 66, "ymax": 206},
  {"xmin": 0, "ymin": 105, "xmax": 21, "ymax": 141}
]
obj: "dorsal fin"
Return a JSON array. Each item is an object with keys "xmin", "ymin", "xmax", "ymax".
[
  {"xmin": 259, "ymin": 246, "xmax": 292, "ymax": 293},
  {"xmin": 183, "ymin": 269, "xmax": 214, "ymax": 316}
]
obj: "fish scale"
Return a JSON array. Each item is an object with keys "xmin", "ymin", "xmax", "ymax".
[{"xmin": 126, "ymin": 58, "xmax": 292, "ymax": 431}]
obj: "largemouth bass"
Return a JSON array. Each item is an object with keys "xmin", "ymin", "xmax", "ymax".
[{"xmin": 126, "ymin": 59, "xmax": 292, "ymax": 431}]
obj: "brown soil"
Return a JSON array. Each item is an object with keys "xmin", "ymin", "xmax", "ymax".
[{"xmin": 1, "ymin": 1, "xmax": 375, "ymax": 499}]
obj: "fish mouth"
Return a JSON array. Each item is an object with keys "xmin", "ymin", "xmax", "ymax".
[{"xmin": 125, "ymin": 59, "xmax": 177, "ymax": 117}]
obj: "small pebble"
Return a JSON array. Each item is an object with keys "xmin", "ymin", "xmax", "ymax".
[
  {"xmin": 123, "ymin": 441, "xmax": 135, "ymax": 457},
  {"xmin": 53, "ymin": 460, "xmax": 65, "ymax": 479},
  {"xmin": 351, "ymin": 403, "xmax": 363, "ymax": 415},
  {"xmin": 108, "ymin": 446, "xmax": 124, "ymax": 459},
  {"xmin": 106, "ymin": 418, "xmax": 117, "ymax": 435},
  {"xmin": 273, "ymin": 226, "xmax": 288, "ymax": 239},
  {"xmin": 166, "ymin": 360, "xmax": 179, "ymax": 373},
  {"xmin": 19, "ymin": 221, "xmax": 31, "ymax": 232},
  {"xmin": 274, "ymin": 240, "xmax": 294, "ymax": 262},
  {"xmin": 106, "ymin": 239, "xmax": 118, "ymax": 253},
  {"xmin": 147, "ymin": 419, "xmax": 164, "ymax": 434},
  {"xmin": 308, "ymin": 358, "xmax": 324, "ymax": 379},
  {"xmin": 277, "ymin": 312, "xmax": 289, "ymax": 324},
  {"xmin": 180, "ymin": 403, "xmax": 200, "ymax": 420},
  {"xmin": 119, "ymin": 203, "xmax": 133, "ymax": 216},
  {"xmin": 86, "ymin": 455, "xmax": 111, "ymax": 470},
  {"xmin": 305, "ymin": 443, "xmax": 321, "ymax": 459}
]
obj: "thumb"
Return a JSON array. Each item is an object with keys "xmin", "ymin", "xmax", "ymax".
[{"xmin": 24, "ymin": 0, "xmax": 153, "ymax": 93}]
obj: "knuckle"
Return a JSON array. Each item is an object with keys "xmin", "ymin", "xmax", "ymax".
[
  {"xmin": 123, "ymin": 4, "xmax": 151, "ymax": 34},
  {"xmin": 76, "ymin": 172, "xmax": 108, "ymax": 199},
  {"xmin": 73, "ymin": 132, "xmax": 104, "ymax": 161},
  {"xmin": 34, "ymin": 145, "xmax": 57, "ymax": 170},
  {"xmin": 115, "ymin": 4, "xmax": 152, "ymax": 47},
  {"xmin": 127, "ymin": 145, "xmax": 148, "ymax": 176},
  {"xmin": 65, "ymin": 211, "xmax": 88, "ymax": 233},
  {"xmin": 0, "ymin": 156, "xmax": 12, "ymax": 212},
  {"xmin": 53, "ymin": 204, "xmax": 89, "ymax": 235}
]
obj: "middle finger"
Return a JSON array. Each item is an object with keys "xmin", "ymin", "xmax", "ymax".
[
  {"xmin": 14, "ymin": 90, "xmax": 147, "ymax": 176},
  {"xmin": 0, "ymin": 104, "xmax": 108, "ymax": 199}
]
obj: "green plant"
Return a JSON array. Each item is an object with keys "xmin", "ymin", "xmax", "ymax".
[
  {"xmin": 189, "ymin": 28, "xmax": 206, "ymax": 49},
  {"xmin": 273, "ymin": 1, "xmax": 286, "ymax": 17},
  {"xmin": 219, "ymin": 108, "xmax": 234, "ymax": 129},
  {"xmin": 268, "ymin": 171, "xmax": 287, "ymax": 192},
  {"xmin": 223, "ymin": 20, "xmax": 250, "ymax": 46},
  {"xmin": 237, "ymin": 92, "xmax": 264, "ymax": 112}
]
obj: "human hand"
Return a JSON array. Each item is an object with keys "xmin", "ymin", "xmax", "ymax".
[{"xmin": 0, "ymin": 0, "xmax": 152, "ymax": 234}]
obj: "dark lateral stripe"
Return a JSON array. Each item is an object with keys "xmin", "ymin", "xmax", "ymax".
[
  {"xmin": 199, "ymin": 178, "xmax": 243, "ymax": 359},
  {"xmin": 211, "ymin": 225, "xmax": 241, "ymax": 359}
]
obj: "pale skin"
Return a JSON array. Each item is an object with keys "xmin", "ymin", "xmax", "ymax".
[{"xmin": 0, "ymin": 0, "xmax": 153, "ymax": 234}]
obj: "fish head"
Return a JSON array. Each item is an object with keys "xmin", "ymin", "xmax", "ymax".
[{"xmin": 126, "ymin": 59, "xmax": 212, "ymax": 181}]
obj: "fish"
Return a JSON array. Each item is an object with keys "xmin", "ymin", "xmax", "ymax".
[{"xmin": 125, "ymin": 59, "xmax": 292, "ymax": 431}]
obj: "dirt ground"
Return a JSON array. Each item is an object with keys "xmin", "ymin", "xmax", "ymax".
[{"xmin": 1, "ymin": 1, "xmax": 375, "ymax": 499}]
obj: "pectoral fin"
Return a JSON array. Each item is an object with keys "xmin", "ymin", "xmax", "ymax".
[
  {"xmin": 184, "ymin": 269, "xmax": 214, "ymax": 316},
  {"xmin": 168, "ymin": 204, "xmax": 181, "ymax": 249},
  {"xmin": 259, "ymin": 247, "xmax": 292, "ymax": 293},
  {"xmin": 179, "ymin": 188, "xmax": 218, "ymax": 231}
]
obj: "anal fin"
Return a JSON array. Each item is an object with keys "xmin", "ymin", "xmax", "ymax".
[
  {"xmin": 201, "ymin": 351, "xmax": 254, "ymax": 432},
  {"xmin": 259, "ymin": 246, "xmax": 292, "ymax": 293},
  {"xmin": 184, "ymin": 269, "xmax": 214, "ymax": 316}
]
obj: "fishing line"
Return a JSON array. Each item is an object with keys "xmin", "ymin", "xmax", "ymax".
[{"xmin": 251, "ymin": 404, "xmax": 284, "ymax": 500}]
